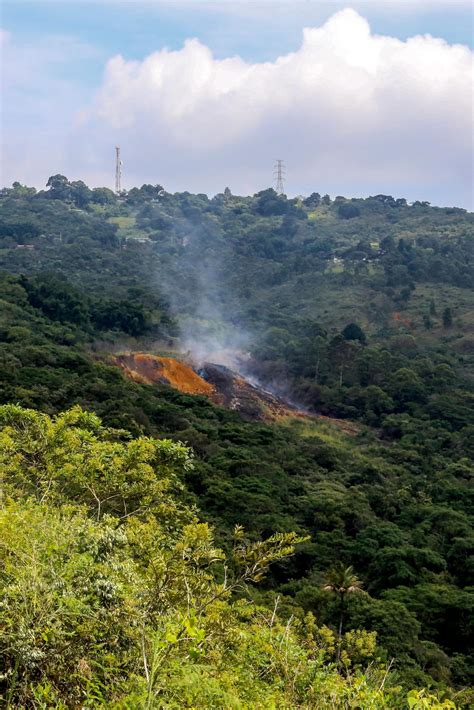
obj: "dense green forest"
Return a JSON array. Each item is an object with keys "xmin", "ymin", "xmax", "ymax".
[{"xmin": 0, "ymin": 177, "xmax": 473, "ymax": 707}]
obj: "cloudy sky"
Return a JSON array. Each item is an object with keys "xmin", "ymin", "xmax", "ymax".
[{"xmin": 1, "ymin": 1, "xmax": 473, "ymax": 207}]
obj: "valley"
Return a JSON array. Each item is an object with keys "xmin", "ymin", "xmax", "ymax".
[{"xmin": 0, "ymin": 180, "xmax": 472, "ymax": 706}]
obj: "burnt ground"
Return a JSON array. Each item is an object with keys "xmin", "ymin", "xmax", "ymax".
[
  {"xmin": 197, "ymin": 362, "xmax": 296, "ymax": 421},
  {"xmin": 112, "ymin": 352, "xmax": 360, "ymax": 432}
]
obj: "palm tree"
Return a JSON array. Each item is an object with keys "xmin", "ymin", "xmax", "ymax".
[{"xmin": 322, "ymin": 563, "xmax": 364, "ymax": 662}]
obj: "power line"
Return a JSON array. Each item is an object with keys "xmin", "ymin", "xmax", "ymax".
[{"xmin": 274, "ymin": 159, "xmax": 285, "ymax": 195}]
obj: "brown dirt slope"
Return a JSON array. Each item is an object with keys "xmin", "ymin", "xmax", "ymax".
[
  {"xmin": 113, "ymin": 353, "xmax": 215, "ymax": 397},
  {"xmin": 113, "ymin": 353, "xmax": 360, "ymax": 434}
]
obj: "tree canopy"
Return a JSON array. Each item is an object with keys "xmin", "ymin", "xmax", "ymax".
[{"xmin": 0, "ymin": 179, "xmax": 472, "ymax": 705}]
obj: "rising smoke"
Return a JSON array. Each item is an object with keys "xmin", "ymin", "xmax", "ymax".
[{"xmin": 153, "ymin": 201, "xmax": 254, "ymax": 374}]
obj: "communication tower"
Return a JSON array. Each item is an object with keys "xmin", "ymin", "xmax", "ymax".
[
  {"xmin": 274, "ymin": 159, "xmax": 285, "ymax": 195},
  {"xmin": 115, "ymin": 146, "xmax": 122, "ymax": 195}
]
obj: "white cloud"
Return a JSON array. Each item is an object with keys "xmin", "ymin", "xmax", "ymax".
[
  {"xmin": 2, "ymin": 8, "xmax": 473, "ymax": 207},
  {"xmin": 79, "ymin": 8, "xmax": 472, "ymax": 206}
]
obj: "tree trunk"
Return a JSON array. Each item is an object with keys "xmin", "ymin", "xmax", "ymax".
[{"xmin": 336, "ymin": 595, "xmax": 344, "ymax": 663}]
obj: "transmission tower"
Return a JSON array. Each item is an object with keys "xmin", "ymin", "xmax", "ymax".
[
  {"xmin": 274, "ymin": 159, "xmax": 285, "ymax": 195},
  {"xmin": 115, "ymin": 146, "xmax": 122, "ymax": 195}
]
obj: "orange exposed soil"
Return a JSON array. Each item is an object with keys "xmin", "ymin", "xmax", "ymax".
[
  {"xmin": 113, "ymin": 353, "xmax": 215, "ymax": 397},
  {"xmin": 156, "ymin": 357, "xmax": 215, "ymax": 396},
  {"xmin": 113, "ymin": 353, "xmax": 360, "ymax": 434}
]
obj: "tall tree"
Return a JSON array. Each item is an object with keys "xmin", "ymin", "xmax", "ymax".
[
  {"xmin": 443, "ymin": 307, "xmax": 453, "ymax": 328},
  {"xmin": 323, "ymin": 564, "xmax": 364, "ymax": 661},
  {"xmin": 46, "ymin": 174, "xmax": 71, "ymax": 200}
]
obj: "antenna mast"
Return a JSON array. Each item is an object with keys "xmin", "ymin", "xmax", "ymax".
[
  {"xmin": 274, "ymin": 159, "xmax": 285, "ymax": 195},
  {"xmin": 115, "ymin": 146, "xmax": 122, "ymax": 195}
]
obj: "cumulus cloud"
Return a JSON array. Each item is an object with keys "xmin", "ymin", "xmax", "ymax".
[
  {"xmin": 2, "ymin": 8, "xmax": 473, "ymax": 206},
  {"xmin": 80, "ymin": 8, "xmax": 472, "ymax": 206}
]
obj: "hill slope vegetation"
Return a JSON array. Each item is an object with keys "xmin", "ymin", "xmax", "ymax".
[{"xmin": 0, "ymin": 178, "xmax": 473, "ymax": 705}]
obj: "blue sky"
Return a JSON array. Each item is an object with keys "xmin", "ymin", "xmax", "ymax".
[
  {"xmin": 2, "ymin": 1, "xmax": 473, "ymax": 206},
  {"xmin": 4, "ymin": 1, "xmax": 473, "ymax": 67}
]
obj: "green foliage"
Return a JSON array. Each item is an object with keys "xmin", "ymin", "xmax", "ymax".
[
  {"xmin": 0, "ymin": 269, "xmax": 472, "ymax": 693},
  {"xmin": 338, "ymin": 202, "xmax": 361, "ymax": 219},
  {"xmin": 342, "ymin": 322, "xmax": 367, "ymax": 343},
  {"xmin": 443, "ymin": 307, "xmax": 453, "ymax": 328},
  {"xmin": 0, "ymin": 182, "xmax": 472, "ymax": 700},
  {"xmin": 0, "ymin": 404, "xmax": 435, "ymax": 709},
  {"xmin": 0, "ymin": 403, "xmax": 190, "ymax": 521}
]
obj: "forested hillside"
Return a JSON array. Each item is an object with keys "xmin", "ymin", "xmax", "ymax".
[{"xmin": 0, "ymin": 178, "xmax": 473, "ymax": 707}]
